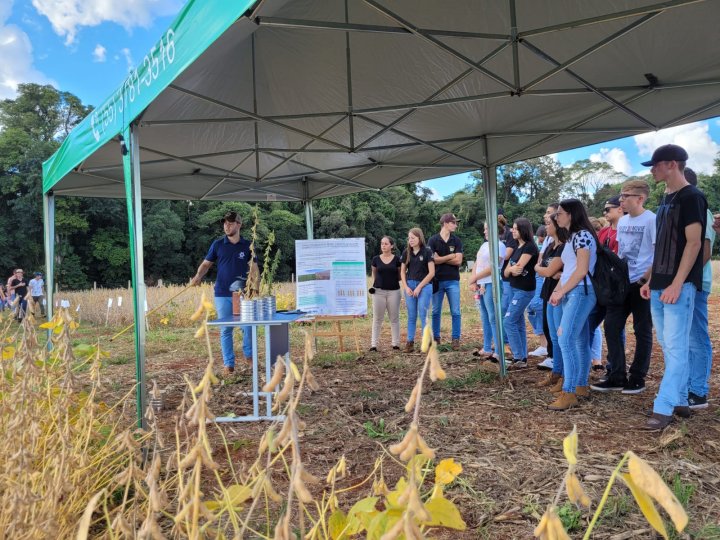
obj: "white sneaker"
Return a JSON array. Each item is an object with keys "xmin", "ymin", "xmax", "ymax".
[
  {"xmin": 537, "ymin": 357, "xmax": 554, "ymax": 370},
  {"xmin": 529, "ymin": 346, "xmax": 548, "ymax": 357}
]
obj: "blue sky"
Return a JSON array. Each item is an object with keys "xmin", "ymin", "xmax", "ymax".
[{"xmin": 2, "ymin": 0, "xmax": 719, "ymax": 199}]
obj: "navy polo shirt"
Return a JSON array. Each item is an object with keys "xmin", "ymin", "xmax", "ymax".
[{"xmin": 205, "ymin": 236, "xmax": 253, "ymax": 297}]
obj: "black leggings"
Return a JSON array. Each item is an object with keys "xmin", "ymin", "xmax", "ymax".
[{"xmin": 542, "ymin": 299, "xmax": 553, "ymax": 358}]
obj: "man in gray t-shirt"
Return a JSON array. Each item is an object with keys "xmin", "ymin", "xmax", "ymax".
[{"xmin": 591, "ymin": 179, "xmax": 655, "ymax": 395}]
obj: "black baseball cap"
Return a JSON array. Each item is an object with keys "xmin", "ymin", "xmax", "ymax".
[
  {"xmin": 605, "ymin": 195, "xmax": 621, "ymax": 207},
  {"xmin": 640, "ymin": 144, "xmax": 688, "ymax": 167},
  {"xmin": 34, "ymin": 271, "xmax": 42, "ymax": 276},
  {"xmin": 220, "ymin": 211, "xmax": 242, "ymax": 225}
]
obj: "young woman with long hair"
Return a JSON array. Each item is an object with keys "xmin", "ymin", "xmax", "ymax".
[
  {"xmin": 400, "ymin": 228, "xmax": 435, "ymax": 352},
  {"xmin": 535, "ymin": 212, "xmax": 569, "ymax": 390},
  {"xmin": 548, "ymin": 199, "xmax": 598, "ymax": 409},
  {"xmin": 470, "ymin": 216, "xmax": 507, "ymax": 360},
  {"xmin": 369, "ymin": 236, "xmax": 402, "ymax": 352},
  {"xmin": 503, "ymin": 217, "xmax": 539, "ymax": 368}
]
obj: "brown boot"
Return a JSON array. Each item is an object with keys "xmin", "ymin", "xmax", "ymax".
[
  {"xmin": 548, "ymin": 392, "xmax": 578, "ymax": 410},
  {"xmin": 576, "ymin": 386, "xmax": 590, "ymax": 398},
  {"xmin": 451, "ymin": 338, "xmax": 460, "ymax": 351},
  {"xmin": 405, "ymin": 341, "xmax": 415, "ymax": 353},
  {"xmin": 548, "ymin": 377, "xmax": 564, "ymax": 393},
  {"xmin": 536, "ymin": 372, "xmax": 561, "ymax": 388}
]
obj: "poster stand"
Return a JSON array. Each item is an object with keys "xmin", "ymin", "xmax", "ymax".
[{"xmin": 310, "ymin": 315, "xmax": 362, "ymax": 354}]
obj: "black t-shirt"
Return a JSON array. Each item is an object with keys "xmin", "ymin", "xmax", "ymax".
[
  {"xmin": 427, "ymin": 233, "xmax": 463, "ymax": 281},
  {"xmin": 651, "ymin": 185, "xmax": 707, "ymax": 291},
  {"xmin": 371, "ymin": 255, "xmax": 401, "ymax": 290},
  {"xmin": 507, "ymin": 241, "xmax": 539, "ymax": 291},
  {"xmin": 540, "ymin": 243, "xmax": 564, "ymax": 301},
  {"xmin": 10, "ymin": 278, "xmax": 28, "ymax": 298},
  {"xmin": 500, "ymin": 232, "xmax": 519, "ymax": 282},
  {"xmin": 401, "ymin": 246, "xmax": 433, "ymax": 281}
]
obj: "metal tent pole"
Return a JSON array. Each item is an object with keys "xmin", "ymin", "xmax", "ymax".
[
  {"xmin": 481, "ymin": 163, "xmax": 506, "ymax": 378},
  {"xmin": 304, "ymin": 201, "xmax": 314, "ymax": 240},
  {"xmin": 42, "ymin": 191, "xmax": 55, "ymax": 325},
  {"xmin": 123, "ymin": 124, "xmax": 148, "ymax": 429}
]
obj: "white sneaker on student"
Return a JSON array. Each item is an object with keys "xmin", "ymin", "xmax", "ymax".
[
  {"xmin": 529, "ymin": 346, "xmax": 548, "ymax": 357},
  {"xmin": 537, "ymin": 357, "xmax": 554, "ymax": 370}
]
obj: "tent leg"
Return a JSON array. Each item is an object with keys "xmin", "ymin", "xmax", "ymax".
[
  {"xmin": 123, "ymin": 124, "xmax": 148, "ymax": 429},
  {"xmin": 481, "ymin": 164, "xmax": 506, "ymax": 378},
  {"xmin": 304, "ymin": 200, "xmax": 314, "ymax": 240},
  {"xmin": 43, "ymin": 192, "xmax": 55, "ymax": 329}
]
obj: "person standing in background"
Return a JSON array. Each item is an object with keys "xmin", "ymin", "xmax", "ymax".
[
  {"xmin": 428, "ymin": 213, "xmax": 464, "ymax": 350},
  {"xmin": 8, "ymin": 269, "xmax": 28, "ymax": 322},
  {"xmin": 29, "ymin": 272, "xmax": 46, "ymax": 317},
  {"xmin": 369, "ymin": 236, "xmax": 402, "ymax": 352},
  {"xmin": 400, "ymin": 228, "xmax": 435, "ymax": 353}
]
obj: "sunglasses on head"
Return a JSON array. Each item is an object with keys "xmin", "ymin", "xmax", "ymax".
[{"xmin": 603, "ymin": 206, "xmax": 618, "ymax": 213}]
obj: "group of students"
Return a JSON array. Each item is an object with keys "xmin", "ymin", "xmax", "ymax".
[
  {"xmin": 370, "ymin": 143, "xmax": 716, "ymax": 431},
  {"xmin": 369, "ymin": 213, "xmax": 463, "ymax": 353},
  {"xmin": 0, "ymin": 269, "xmax": 46, "ymax": 321}
]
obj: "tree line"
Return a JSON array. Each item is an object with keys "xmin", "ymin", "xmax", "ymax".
[{"xmin": 2, "ymin": 84, "xmax": 719, "ymax": 290}]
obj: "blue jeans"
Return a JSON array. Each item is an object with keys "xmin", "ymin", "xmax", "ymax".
[
  {"xmin": 405, "ymin": 279, "xmax": 432, "ymax": 343},
  {"xmin": 432, "ymin": 280, "xmax": 461, "ymax": 340},
  {"xmin": 476, "ymin": 284, "xmax": 498, "ymax": 353},
  {"xmin": 215, "ymin": 296, "xmax": 253, "ymax": 368},
  {"xmin": 558, "ymin": 286, "xmax": 596, "ymax": 393},
  {"xmin": 591, "ymin": 326, "xmax": 602, "ymax": 360},
  {"xmin": 688, "ymin": 290, "xmax": 711, "ymax": 398},
  {"xmin": 546, "ymin": 301, "xmax": 564, "ymax": 376},
  {"xmin": 501, "ymin": 280, "xmax": 512, "ymax": 344},
  {"xmin": 650, "ymin": 283, "xmax": 695, "ymax": 415},
  {"xmin": 526, "ymin": 276, "xmax": 544, "ymax": 335},
  {"xmin": 504, "ymin": 287, "xmax": 534, "ymax": 360}
]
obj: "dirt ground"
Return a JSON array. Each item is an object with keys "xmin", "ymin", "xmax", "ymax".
[{"xmin": 86, "ymin": 289, "xmax": 720, "ymax": 539}]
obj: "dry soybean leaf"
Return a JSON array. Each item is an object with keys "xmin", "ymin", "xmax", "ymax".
[
  {"xmin": 421, "ymin": 325, "xmax": 432, "ymax": 353},
  {"xmin": 627, "ymin": 452, "xmax": 688, "ymax": 532},
  {"xmin": 435, "ymin": 458, "xmax": 462, "ymax": 486},
  {"xmin": 621, "ymin": 473, "xmax": 668, "ymax": 539},
  {"xmin": 563, "ymin": 425, "xmax": 578, "ymax": 466},
  {"xmin": 566, "ymin": 472, "xmax": 591, "ymax": 508}
]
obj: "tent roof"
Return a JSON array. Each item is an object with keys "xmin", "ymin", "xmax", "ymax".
[{"xmin": 43, "ymin": 0, "xmax": 720, "ymax": 201}]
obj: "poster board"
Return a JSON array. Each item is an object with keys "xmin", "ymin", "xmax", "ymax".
[{"xmin": 295, "ymin": 238, "xmax": 367, "ymax": 316}]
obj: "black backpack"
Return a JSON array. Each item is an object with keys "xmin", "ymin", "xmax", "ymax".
[{"xmin": 573, "ymin": 235, "xmax": 630, "ymax": 306}]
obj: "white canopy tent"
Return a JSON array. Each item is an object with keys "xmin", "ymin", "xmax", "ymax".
[{"xmin": 42, "ymin": 0, "xmax": 720, "ymax": 423}]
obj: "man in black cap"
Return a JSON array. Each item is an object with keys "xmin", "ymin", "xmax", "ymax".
[
  {"xmin": 190, "ymin": 211, "xmax": 258, "ymax": 376},
  {"xmin": 638, "ymin": 144, "xmax": 707, "ymax": 430},
  {"xmin": 598, "ymin": 195, "xmax": 623, "ymax": 254},
  {"xmin": 428, "ymin": 213, "xmax": 463, "ymax": 350}
]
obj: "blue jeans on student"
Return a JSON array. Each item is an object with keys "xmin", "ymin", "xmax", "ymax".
[
  {"xmin": 688, "ymin": 290, "xmax": 711, "ymax": 398},
  {"xmin": 501, "ymin": 280, "xmax": 512, "ymax": 344},
  {"xmin": 559, "ymin": 286, "xmax": 596, "ymax": 393},
  {"xmin": 590, "ymin": 326, "xmax": 602, "ymax": 361},
  {"xmin": 476, "ymin": 285, "xmax": 499, "ymax": 353},
  {"xmin": 504, "ymin": 287, "xmax": 534, "ymax": 360},
  {"xmin": 215, "ymin": 296, "xmax": 253, "ymax": 368},
  {"xmin": 405, "ymin": 279, "xmax": 432, "ymax": 343},
  {"xmin": 546, "ymin": 301, "xmax": 564, "ymax": 377},
  {"xmin": 650, "ymin": 283, "xmax": 695, "ymax": 416},
  {"xmin": 432, "ymin": 280, "xmax": 461, "ymax": 340},
  {"xmin": 527, "ymin": 276, "xmax": 544, "ymax": 335}
]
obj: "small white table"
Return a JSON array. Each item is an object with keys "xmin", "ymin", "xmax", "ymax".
[{"xmin": 206, "ymin": 311, "xmax": 304, "ymax": 422}]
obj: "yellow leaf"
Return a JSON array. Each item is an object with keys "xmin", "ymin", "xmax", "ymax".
[
  {"xmin": 435, "ymin": 458, "xmax": 462, "ymax": 486},
  {"xmin": 566, "ymin": 472, "xmax": 591, "ymax": 508},
  {"xmin": 345, "ymin": 496, "xmax": 379, "ymax": 534},
  {"xmin": 366, "ymin": 509, "xmax": 402, "ymax": 540},
  {"xmin": 384, "ymin": 478, "xmax": 407, "ymax": 509},
  {"xmin": 69, "ymin": 321, "xmax": 79, "ymax": 330},
  {"xmin": 621, "ymin": 472, "xmax": 668, "ymax": 539},
  {"xmin": 627, "ymin": 452, "xmax": 688, "ymax": 532},
  {"xmin": 39, "ymin": 321, "xmax": 57, "ymax": 329},
  {"xmin": 2, "ymin": 346, "xmax": 15, "ymax": 360},
  {"xmin": 289, "ymin": 361, "xmax": 301, "ymax": 382},
  {"xmin": 563, "ymin": 425, "xmax": 578, "ymax": 466},
  {"xmin": 423, "ymin": 495, "xmax": 467, "ymax": 530},
  {"xmin": 205, "ymin": 484, "xmax": 252, "ymax": 511},
  {"xmin": 328, "ymin": 509, "xmax": 348, "ymax": 540},
  {"xmin": 160, "ymin": 317, "xmax": 169, "ymax": 325}
]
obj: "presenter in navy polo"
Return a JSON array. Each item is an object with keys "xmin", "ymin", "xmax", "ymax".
[{"xmin": 190, "ymin": 211, "xmax": 259, "ymax": 376}]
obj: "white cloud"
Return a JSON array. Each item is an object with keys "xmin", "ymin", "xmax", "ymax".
[
  {"xmin": 0, "ymin": 0, "xmax": 54, "ymax": 99},
  {"xmin": 588, "ymin": 147, "xmax": 633, "ymax": 176},
  {"xmin": 31, "ymin": 0, "xmax": 183, "ymax": 45},
  {"xmin": 120, "ymin": 48, "xmax": 133, "ymax": 72},
  {"xmin": 634, "ymin": 121, "xmax": 719, "ymax": 174},
  {"xmin": 92, "ymin": 43, "xmax": 106, "ymax": 62}
]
